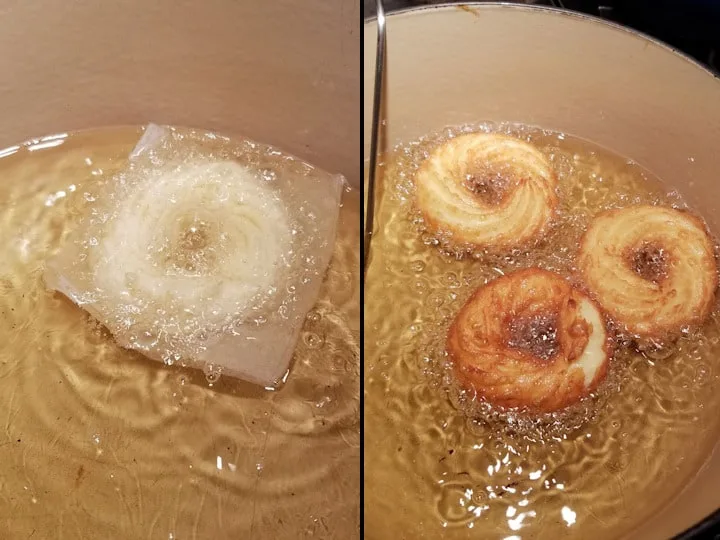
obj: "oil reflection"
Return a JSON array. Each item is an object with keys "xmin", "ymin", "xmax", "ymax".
[
  {"xmin": 0, "ymin": 133, "xmax": 68, "ymax": 163},
  {"xmin": 506, "ymin": 505, "xmax": 537, "ymax": 531},
  {"xmin": 435, "ymin": 444, "xmax": 573, "ymax": 535},
  {"xmin": 0, "ymin": 145, "xmax": 20, "ymax": 158},
  {"xmin": 27, "ymin": 132, "xmax": 68, "ymax": 152},
  {"xmin": 562, "ymin": 506, "xmax": 577, "ymax": 526}
]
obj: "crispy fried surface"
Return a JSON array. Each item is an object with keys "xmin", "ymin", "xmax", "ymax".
[
  {"xmin": 448, "ymin": 268, "xmax": 611, "ymax": 412},
  {"xmin": 415, "ymin": 134, "xmax": 558, "ymax": 251},
  {"xmin": 577, "ymin": 205, "xmax": 718, "ymax": 339}
]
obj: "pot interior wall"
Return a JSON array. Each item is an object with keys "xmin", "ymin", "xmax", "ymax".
[
  {"xmin": 364, "ymin": 4, "xmax": 720, "ymax": 231},
  {"xmin": 0, "ymin": 1, "xmax": 360, "ymax": 537},
  {"xmin": 0, "ymin": 0, "xmax": 360, "ymax": 187},
  {"xmin": 364, "ymin": 5, "xmax": 720, "ymax": 539}
]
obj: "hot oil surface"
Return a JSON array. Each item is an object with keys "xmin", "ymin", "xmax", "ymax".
[
  {"xmin": 0, "ymin": 127, "xmax": 360, "ymax": 539},
  {"xmin": 364, "ymin": 124, "xmax": 720, "ymax": 539}
]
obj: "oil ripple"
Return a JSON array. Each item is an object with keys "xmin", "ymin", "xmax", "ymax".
[{"xmin": 0, "ymin": 128, "xmax": 361, "ymax": 539}]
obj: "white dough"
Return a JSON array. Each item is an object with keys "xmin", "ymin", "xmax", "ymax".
[{"xmin": 45, "ymin": 124, "xmax": 344, "ymax": 387}]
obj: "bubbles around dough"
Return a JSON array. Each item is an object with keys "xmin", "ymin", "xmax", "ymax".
[
  {"xmin": 447, "ymin": 268, "xmax": 612, "ymax": 413},
  {"xmin": 44, "ymin": 125, "xmax": 345, "ymax": 386},
  {"xmin": 95, "ymin": 160, "xmax": 293, "ymax": 330},
  {"xmin": 415, "ymin": 133, "xmax": 558, "ymax": 251},
  {"xmin": 577, "ymin": 205, "xmax": 718, "ymax": 339}
]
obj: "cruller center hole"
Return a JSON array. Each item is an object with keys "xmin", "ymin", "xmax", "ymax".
[
  {"xmin": 507, "ymin": 312, "xmax": 559, "ymax": 362},
  {"xmin": 463, "ymin": 164, "xmax": 511, "ymax": 205},
  {"xmin": 630, "ymin": 243, "xmax": 668, "ymax": 283}
]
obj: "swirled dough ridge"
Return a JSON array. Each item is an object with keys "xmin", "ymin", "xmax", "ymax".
[
  {"xmin": 448, "ymin": 268, "xmax": 611, "ymax": 412},
  {"xmin": 415, "ymin": 133, "xmax": 558, "ymax": 251},
  {"xmin": 577, "ymin": 205, "xmax": 718, "ymax": 339},
  {"xmin": 45, "ymin": 125, "xmax": 344, "ymax": 386}
]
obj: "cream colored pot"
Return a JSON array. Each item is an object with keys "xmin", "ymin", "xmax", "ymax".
[
  {"xmin": 0, "ymin": 0, "xmax": 360, "ymax": 188},
  {"xmin": 364, "ymin": 4, "xmax": 720, "ymax": 539},
  {"xmin": 0, "ymin": 1, "xmax": 360, "ymax": 538}
]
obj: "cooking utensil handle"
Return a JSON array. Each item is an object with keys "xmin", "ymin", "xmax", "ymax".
[{"xmin": 363, "ymin": 0, "xmax": 385, "ymax": 280}]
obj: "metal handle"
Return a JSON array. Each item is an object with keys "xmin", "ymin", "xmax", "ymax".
[{"xmin": 363, "ymin": 0, "xmax": 386, "ymax": 280}]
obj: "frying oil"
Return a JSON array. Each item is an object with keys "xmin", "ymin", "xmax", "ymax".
[
  {"xmin": 364, "ymin": 123, "xmax": 720, "ymax": 539},
  {"xmin": 0, "ymin": 127, "xmax": 360, "ymax": 539}
]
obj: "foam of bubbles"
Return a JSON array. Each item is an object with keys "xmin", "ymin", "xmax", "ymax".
[
  {"xmin": 44, "ymin": 124, "xmax": 345, "ymax": 387},
  {"xmin": 0, "ymin": 128, "xmax": 360, "ymax": 538},
  {"xmin": 364, "ymin": 121, "xmax": 720, "ymax": 539}
]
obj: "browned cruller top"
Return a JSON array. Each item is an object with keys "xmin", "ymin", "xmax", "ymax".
[
  {"xmin": 577, "ymin": 205, "xmax": 718, "ymax": 339},
  {"xmin": 448, "ymin": 268, "xmax": 612, "ymax": 413}
]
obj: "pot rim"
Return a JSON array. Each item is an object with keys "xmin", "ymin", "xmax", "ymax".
[
  {"xmin": 364, "ymin": 2, "xmax": 718, "ymax": 80},
  {"xmin": 363, "ymin": 3, "xmax": 720, "ymax": 538}
]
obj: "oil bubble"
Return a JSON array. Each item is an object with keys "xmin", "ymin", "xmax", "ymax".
[
  {"xmin": 204, "ymin": 364, "xmax": 222, "ymax": 385},
  {"xmin": 427, "ymin": 292, "xmax": 445, "ymax": 308},
  {"xmin": 303, "ymin": 332, "xmax": 324, "ymax": 349}
]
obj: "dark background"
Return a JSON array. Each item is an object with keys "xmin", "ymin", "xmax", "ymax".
[{"xmin": 363, "ymin": 1, "xmax": 720, "ymax": 538}]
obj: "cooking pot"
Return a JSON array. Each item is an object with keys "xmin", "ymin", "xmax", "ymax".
[
  {"xmin": 364, "ymin": 4, "xmax": 720, "ymax": 539},
  {"xmin": 0, "ymin": 0, "xmax": 360, "ymax": 189},
  {"xmin": 0, "ymin": 0, "xmax": 360, "ymax": 538}
]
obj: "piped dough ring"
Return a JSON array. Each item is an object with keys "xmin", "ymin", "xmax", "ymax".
[
  {"xmin": 577, "ymin": 205, "xmax": 718, "ymax": 338},
  {"xmin": 415, "ymin": 133, "xmax": 558, "ymax": 250},
  {"xmin": 447, "ymin": 268, "xmax": 611, "ymax": 412},
  {"xmin": 83, "ymin": 160, "xmax": 294, "ymax": 363}
]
